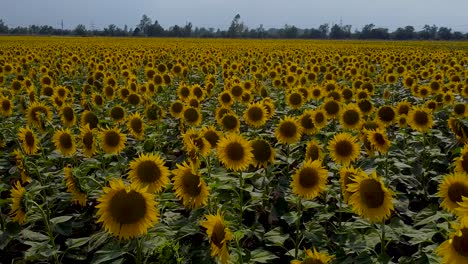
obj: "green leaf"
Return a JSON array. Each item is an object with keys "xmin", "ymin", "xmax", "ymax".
[
  {"xmin": 264, "ymin": 227, "xmax": 288, "ymax": 246},
  {"xmin": 281, "ymin": 212, "xmax": 299, "ymax": 225},
  {"xmin": 249, "ymin": 248, "xmax": 279, "ymax": 263},
  {"xmin": 91, "ymin": 250, "xmax": 124, "ymax": 264},
  {"xmin": 66, "ymin": 237, "xmax": 91, "ymax": 249},
  {"xmin": 21, "ymin": 230, "xmax": 49, "ymax": 241},
  {"xmin": 50, "ymin": 215, "xmax": 73, "ymax": 225}
]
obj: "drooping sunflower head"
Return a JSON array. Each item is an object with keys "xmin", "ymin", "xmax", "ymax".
[
  {"xmin": 436, "ymin": 216, "xmax": 468, "ymax": 264},
  {"xmin": 173, "ymin": 161, "xmax": 209, "ymax": 209},
  {"xmin": 27, "ymin": 101, "xmax": 52, "ymax": 130},
  {"xmin": 201, "ymin": 211, "xmax": 233, "ymax": 264},
  {"xmin": 64, "ymin": 165, "xmax": 87, "ymax": 206},
  {"xmin": 99, "ymin": 127, "xmax": 126, "ymax": 154},
  {"xmin": 347, "ymin": 171, "xmax": 394, "ymax": 223},
  {"xmin": 0, "ymin": 96, "xmax": 13, "ymax": 117},
  {"xmin": 367, "ymin": 128, "xmax": 391, "ymax": 154},
  {"xmin": 18, "ymin": 127, "xmax": 39, "ymax": 155},
  {"xmin": 53, "ymin": 128, "xmax": 76, "ymax": 156},
  {"xmin": 80, "ymin": 125, "xmax": 96, "ymax": 158},
  {"xmin": 201, "ymin": 125, "xmax": 221, "ymax": 149},
  {"xmin": 127, "ymin": 112, "xmax": 145, "ymax": 140},
  {"xmin": 145, "ymin": 103, "xmax": 164, "ymax": 123},
  {"xmin": 340, "ymin": 104, "xmax": 362, "ymax": 130},
  {"xmin": 81, "ymin": 110, "xmax": 99, "ymax": 130},
  {"xmin": 291, "ymin": 247, "xmax": 333, "ymax": 264},
  {"xmin": 299, "ymin": 110, "xmax": 317, "ymax": 135},
  {"xmin": 250, "ymin": 138, "xmax": 275, "ymax": 168},
  {"xmin": 455, "ymin": 145, "xmax": 468, "ymax": 176},
  {"xmin": 96, "ymin": 179, "xmax": 159, "ymax": 240},
  {"xmin": 408, "ymin": 107, "xmax": 433, "ymax": 133},
  {"xmin": 183, "ymin": 129, "xmax": 211, "ymax": 158},
  {"xmin": 291, "ymin": 159, "xmax": 328, "ymax": 199},
  {"xmin": 305, "ymin": 139, "xmax": 323, "ymax": 162},
  {"xmin": 438, "ymin": 173, "xmax": 468, "ymax": 214},
  {"xmin": 243, "ymin": 102, "xmax": 267, "ymax": 128},
  {"xmin": 217, "ymin": 133, "xmax": 253, "ymax": 171},
  {"xmin": 448, "ymin": 118, "xmax": 468, "ymax": 144},
  {"xmin": 339, "ymin": 166, "xmax": 366, "ymax": 204},
  {"xmin": 262, "ymin": 98, "xmax": 275, "ymax": 119},
  {"xmin": 328, "ymin": 132, "xmax": 360, "ymax": 165},
  {"xmin": 9, "ymin": 181, "xmax": 27, "ymax": 225},
  {"xmin": 128, "ymin": 153, "xmax": 170, "ymax": 193},
  {"xmin": 275, "ymin": 116, "xmax": 302, "ymax": 145}
]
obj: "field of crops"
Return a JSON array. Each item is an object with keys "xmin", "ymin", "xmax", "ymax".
[{"xmin": 0, "ymin": 37, "xmax": 468, "ymax": 263}]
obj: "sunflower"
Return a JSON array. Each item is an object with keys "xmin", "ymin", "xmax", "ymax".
[
  {"xmin": 340, "ymin": 166, "xmax": 366, "ymax": 204},
  {"xmin": 230, "ymin": 84, "xmax": 243, "ymax": 100},
  {"xmin": 376, "ymin": 105, "xmax": 396, "ymax": 126},
  {"xmin": 357, "ymin": 99, "xmax": 373, "ymax": 115},
  {"xmin": 396, "ymin": 101, "xmax": 412, "ymax": 116},
  {"xmin": 340, "ymin": 104, "xmax": 362, "ymax": 130},
  {"xmin": 217, "ymin": 133, "xmax": 253, "ymax": 171},
  {"xmin": 201, "ymin": 125, "xmax": 221, "ymax": 149},
  {"xmin": 328, "ymin": 132, "xmax": 360, "ymax": 165},
  {"xmin": 0, "ymin": 96, "xmax": 13, "ymax": 116},
  {"xmin": 312, "ymin": 109, "xmax": 328, "ymax": 129},
  {"xmin": 18, "ymin": 127, "xmax": 39, "ymax": 155},
  {"xmin": 453, "ymin": 103, "xmax": 467, "ymax": 118},
  {"xmin": 299, "ymin": 110, "xmax": 317, "ymax": 135},
  {"xmin": 408, "ymin": 107, "xmax": 433, "ymax": 133},
  {"xmin": 250, "ymin": 138, "xmax": 275, "ymax": 168},
  {"xmin": 27, "ymin": 101, "xmax": 52, "ymax": 130},
  {"xmin": 367, "ymin": 129, "xmax": 391, "ymax": 154},
  {"xmin": 127, "ymin": 93, "xmax": 141, "ymax": 106},
  {"xmin": 145, "ymin": 103, "xmax": 164, "ymax": 123},
  {"xmin": 53, "ymin": 128, "xmax": 76, "ymax": 156},
  {"xmin": 243, "ymin": 102, "xmax": 267, "ymax": 128},
  {"xmin": 177, "ymin": 85, "xmax": 191, "ymax": 100},
  {"xmin": 173, "ymin": 161, "xmax": 209, "ymax": 208},
  {"xmin": 262, "ymin": 98, "xmax": 275, "ymax": 119},
  {"xmin": 291, "ymin": 159, "xmax": 328, "ymax": 199},
  {"xmin": 110, "ymin": 105, "xmax": 126, "ymax": 123},
  {"xmin": 218, "ymin": 91, "xmax": 234, "ymax": 107},
  {"xmin": 438, "ymin": 173, "xmax": 468, "ymax": 214},
  {"xmin": 322, "ymin": 99, "xmax": 341, "ymax": 119},
  {"xmin": 347, "ymin": 171, "xmax": 394, "ymax": 223},
  {"xmin": 96, "ymin": 179, "xmax": 158, "ymax": 240},
  {"xmin": 183, "ymin": 129, "xmax": 211, "ymax": 158},
  {"xmin": 437, "ymin": 217, "xmax": 468, "ymax": 264},
  {"xmin": 397, "ymin": 115, "xmax": 408, "ymax": 128},
  {"xmin": 99, "ymin": 127, "xmax": 126, "ymax": 154},
  {"xmin": 128, "ymin": 153, "xmax": 170, "ymax": 193},
  {"xmin": 64, "ymin": 165, "xmax": 87, "ymax": 206},
  {"xmin": 448, "ymin": 118, "xmax": 468, "ymax": 143},
  {"xmin": 59, "ymin": 104, "xmax": 76, "ymax": 127},
  {"xmin": 291, "ymin": 247, "xmax": 333, "ymax": 264},
  {"xmin": 275, "ymin": 116, "xmax": 302, "ymax": 145},
  {"xmin": 286, "ymin": 91, "xmax": 304, "ymax": 109},
  {"xmin": 201, "ymin": 211, "xmax": 233, "ymax": 264},
  {"xmin": 183, "ymin": 106, "xmax": 202, "ymax": 126},
  {"xmin": 169, "ymin": 100, "xmax": 185, "ymax": 118},
  {"xmin": 80, "ymin": 125, "xmax": 96, "ymax": 157},
  {"xmin": 220, "ymin": 113, "xmax": 240, "ymax": 133},
  {"xmin": 127, "ymin": 112, "xmax": 145, "ymax": 140},
  {"xmin": 455, "ymin": 145, "xmax": 468, "ymax": 175},
  {"xmin": 305, "ymin": 139, "xmax": 323, "ymax": 162},
  {"xmin": 81, "ymin": 110, "xmax": 99, "ymax": 130},
  {"xmin": 9, "ymin": 181, "xmax": 27, "ymax": 224}
]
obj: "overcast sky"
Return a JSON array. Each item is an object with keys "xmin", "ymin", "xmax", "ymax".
[{"xmin": 2, "ymin": 0, "xmax": 468, "ymax": 32}]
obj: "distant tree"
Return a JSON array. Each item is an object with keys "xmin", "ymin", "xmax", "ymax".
[
  {"xmin": 183, "ymin": 22, "xmax": 192, "ymax": 37},
  {"xmin": 147, "ymin": 20, "xmax": 165, "ymax": 37},
  {"xmin": 452, "ymin": 31, "xmax": 464, "ymax": 40},
  {"xmin": 228, "ymin": 14, "xmax": 246, "ymax": 38},
  {"xmin": 283, "ymin": 24, "xmax": 298, "ymax": 38},
  {"xmin": 393, "ymin": 26, "xmax": 415, "ymax": 40},
  {"xmin": 329, "ymin": 24, "xmax": 351, "ymax": 39},
  {"xmin": 437, "ymin": 27, "xmax": 452, "ymax": 40},
  {"xmin": 73, "ymin": 24, "xmax": 87, "ymax": 36},
  {"xmin": 419, "ymin": 24, "xmax": 437, "ymax": 40},
  {"xmin": 0, "ymin": 19, "xmax": 9, "ymax": 33},
  {"xmin": 318, "ymin": 24, "xmax": 329, "ymax": 38},
  {"xmin": 138, "ymin": 14, "xmax": 152, "ymax": 36},
  {"xmin": 133, "ymin": 27, "xmax": 141, "ymax": 36}
]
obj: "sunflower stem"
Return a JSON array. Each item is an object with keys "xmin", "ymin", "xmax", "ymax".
[
  {"xmin": 136, "ymin": 236, "xmax": 143, "ymax": 264},
  {"xmin": 30, "ymin": 200, "xmax": 59, "ymax": 264},
  {"xmin": 238, "ymin": 171, "xmax": 244, "ymax": 227},
  {"xmin": 380, "ymin": 221, "xmax": 386, "ymax": 259},
  {"xmin": 295, "ymin": 196, "xmax": 302, "ymax": 259},
  {"xmin": 262, "ymin": 165, "xmax": 270, "ymax": 208},
  {"xmin": 0, "ymin": 210, "xmax": 5, "ymax": 231}
]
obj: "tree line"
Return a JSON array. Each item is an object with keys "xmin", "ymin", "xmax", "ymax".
[{"xmin": 1, "ymin": 14, "xmax": 467, "ymax": 40}]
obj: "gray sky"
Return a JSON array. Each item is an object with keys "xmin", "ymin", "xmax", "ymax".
[{"xmin": 2, "ymin": 0, "xmax": 468, "ymax": 32}]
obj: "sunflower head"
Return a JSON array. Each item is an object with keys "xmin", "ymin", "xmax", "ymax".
[
  {"xmin": 53, "ymin": 128, "xmax": 76, "ymax": 156},
  {"xmin": 183, "ymin": 107, "xmax": 202, "ymax": 126},
  {"xmin": 376, "ymin": 105, "xmax": 396, "ymax": 125},
  {"xmin": 217, "ymin": 133, "xmax": 253, "ymax": 171},
  {"xmin": 80, "ymin": 125, "xmax": 96, "ymax": 157},
  {"xmin": 128, "ymin": 153, "xmax": 170, "ymax": 193},
  {"xmin": 201, "ymin": 211, "xmax": 233, "ymax": 264},
  {"xmin": 243, "ymin": 102, "xmax": 267, "ymax": 128},
  {"xmin": 201, "ymin": 125, "xmax": 221, "ymax": 149},
  {"xmin": 340, "ymin": 104, "xmax": 362, "ymax": 130},
  {"xmin": 169, "ymin": 100, "xmax": 185, "ymax": 118},
  {"xmin": 291, "ymin": 247, "xmax": 333, "ymax": 264},
  {"xmin": 18, "ymin": 127, "xmax": 39, "ymax": 155},
  {"xmin": 436, "ymin": 217, "xmax": 468, "ymax": 264},
  {"xmin": 438, "ymin": 173, "xmax": 468, "ymax": 214},
  {"xmin": 305, "ymin": 139, "xmax": 323, "ymax": 162},
  {"xmin": 9, "ymin": 181, "xmax": 27, "ymax": 224},
  {"xmin": 299, "ymin": 110, "xmax": 317, "ymax": 135},
  {"xmin": 322, "ymin": 99, "xmax": 341, "ymax": 119},
  {"xmin": 408, "ymin": 107, "xmax": 433, "ymax": 133},
  {"xmin": 127, "ymin": 112, "xmax": 145, "ymax": 140},
  {"xmin": 339, "ymin": 166, "xmax": 366, "ymax": 204},
  {"xmin": 275, "ymin": 116, "xmax": 302, "ymax": 145},
  {"xmin": 367, "ymin": 129, "xmax": 391, "ymax": 154},
  {"xmin": 64, "ymin": 165, "xmax": 87, "ymax": 206},
  {"xmin": 96, "ymin": 179, "xmax": 159, "ymax": 240},
  {"xmin": 250, "ymin": 138, "xmax": 275, "ymax": 168},
  {"xmin": 291, "ymin": 159, "xmax": 328, "ymax": 199},
  {"xmin": 99, "ymin": 127, "xmax": 126, "ymax": 154},
  {"xmin": 328, "ymin": 132, "xmax": 360, "ymax": 165},
  {"xmin": 220, "ymin": 113, "xmax": 240, "ymax": 133},
  {"xmin": 173, "ymin": 161, "xmax": 209, "ymax": 208}
]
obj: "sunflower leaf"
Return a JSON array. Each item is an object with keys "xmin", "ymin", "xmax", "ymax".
[{"xmin": 249, "ymin": 248, "xmax": 279, "ymax": 263}]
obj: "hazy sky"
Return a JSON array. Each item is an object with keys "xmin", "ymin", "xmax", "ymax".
[{"xmin": 2, "ymin": 0, "xmax": 468, "ymax": 32}]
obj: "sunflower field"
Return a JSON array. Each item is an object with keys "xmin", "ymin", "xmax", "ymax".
[{"xmin": 0, "ymin": 37, "xmax": 468, "ymax": 264}]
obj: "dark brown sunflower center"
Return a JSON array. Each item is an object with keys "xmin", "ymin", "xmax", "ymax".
[
  {"xmin": 94, "ymin": 95, "xmax": 103, "ymax": 105},
  {"xmin": 220, "ymin": 93, "xmax": 232, "ymax": 103},
  {"xmin": 62, "ymin": 107, "xmax": 74, "ymax": 122},
  {"xmin": 217, "ymin": 108, "xmax": 230, "ymax": 120},
  {"xmin": 372, "ymin": 133, "xmax": 386, "ymax": 146},
  {"xmin": 312, "ymin": 89, "xmax": 321, "ymax": 97},
  {"xmin": 251, "ymin": 140, "xmax": 272, "ymax": 163},
  {"xmin": 342, "ymin": 89, "xmax": 353, "ymax": 100},
  {"xmin": 182, "ymin": 171, "xmax": 202, "ymax": 196},
  {"xmin": 1, "ymin": 100, "xmax": 11, "ymax": 111},
  {"xmin": 343, "ymin": 110, "xmax": 360, "ymax": 126},
  {"xmin": 231, "ymin": 86, "xmax": 243, "ymax": 97},
  {"xmin": 247, "ymin": 107, "xmax": 264, "ymax": 122},
  {"xmin": 307, "ymin": 145, "xmax": 320, "ymax": 161},
  {"xmin": 289, "ymin": 93, "xmax": 302, "ymax": 106},
  {"xmin": 398, "ymin": 105, "xmax": 410, "ymax": 115},
  {"xmin": 203, "ymin": 131, "xmax": 219, "ymax": 148},
  {"xmin": 452, "ymin": 228, "xmax": 468, "ymax": 257},
  {"xmin": 84, "ymin": 112, "xmax": 99, "ymax": 129},
  {"xmin": 30, "ymin": 106, "xmax": 47, "ymax": 122},
  {"xmin": 136, "ymin": 160, "xmax": 161, "ymax": 183},
  {"xmin": 448, "ymin": 182, "xmax": 468, "ymax": 203},
  {"xmin": 104, "ymin": 86, "xmax": 114, "ymax": 97},
  {"xmin": 358, "ymin": 100, "xmax": 372, "ymax": 113},
  {"xmin": 300, "ymin": 114, "xmax": 314, "ymax": 130},
  {"xmin": 171, "ymin": 102, "xmax": 183, "ymax": 114},
  {"xmin": 82, "ymin": 132, "xmax": 94, "ymax": 148},
  {"xmin": 455, "ymin": 104, "xmax": 467, "ymax": 116},
  {"xmin": 104, "ymin": 131, "xmax": 121, "ymax": 147},
  {"xmin": 360, "ymin": 179, "xmax": 385, "ymax": 208},
  {"xmin": 127, "ymin": 94, "xmax": 140, "ymax": 105},
  {"xmin": 25, "ymin": 131, "xmax": 35, "ymax": 146},
  {"xmin": 59, "ymin": 133, "xmax": 73, "ymax": 149},
  {"xmin": 299, "ymin": 167, "xmax": 319, "ymax": 188},
  {"xmin": 461, "ymin": 153, "xmax": 468, "ymax": 174},
  {"xmin": 111, "ymin": 107, "xmax": 124, "ymax": 120},
  {"xmin": 279, "ymin": 121, "xmax": 297, "ymax": 138},
  {"xmin": 222, "ymin": 114, "xmax": 238, "ymax": 131},
  {"xmin": 413, "ymin": 111, "xmax": 429, "ymax": 126},
  {"xmin": 211, "ymin": 220, "xmax": 226, "ymax": 248},
  {"xmin": 226, "ymin": 142, "xmax": 245, "ymax": 161},
  {"xmin": 314, "ymin": 112, "xmax": 325, "ymax": 124},
  {"xmin": 378, "ymin": 106, "xmax": 395, "ymax": 122},
  {"xmin": 335, "ymin": 140, "xmax": 353, "ymax": 157},
  {"xmin": 109, "ymin": 190, "xmax": 147, "ymax": 225},
  {"xmin": 302, "ymin": 257, "xmax": 324, "ymax": 264},
  {"xmin": 130, "ymin": 118, "xmax": 143, "ymax": 133},
  {"xmin": 184, "ymin": 108, "xmax": 199, "ymax": 123},
  {"xmin": 324, "ymin": 101, "xmax": 339, "ymax": 116},
  {"xmin": 179, "ymin": 87, "xmax": 190, "ymax": 98}
]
